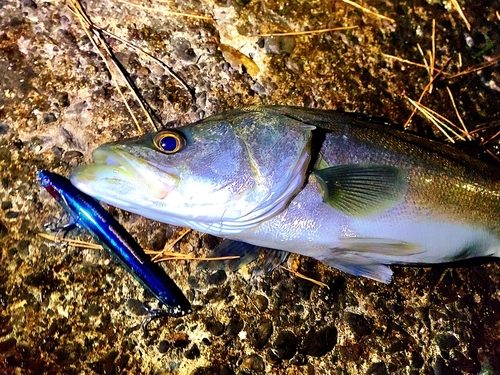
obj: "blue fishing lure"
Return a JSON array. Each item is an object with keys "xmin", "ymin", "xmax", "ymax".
[{"xmin": 38, "ymin": 170, "xmax": 191, "ymax": 317}]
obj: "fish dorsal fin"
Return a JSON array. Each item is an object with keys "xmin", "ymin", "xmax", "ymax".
[{"xmin": 313, "ymin": 164, "xmax": 408, "ymax": 217}]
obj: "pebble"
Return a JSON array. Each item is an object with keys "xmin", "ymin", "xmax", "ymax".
[
  {"xmin": 435, "ymin": 333, "xmax": 459, "ymax": 351},
  {"xmin": 253, "ymin": 295, "xmax": 268, "ymax": 312},
  {"xmin": 251, "ymin": 318, "xmax": 273, "ymax": 350},
  {"xmin": 241, "ymin": 353, "xmax": 265, "ymax": 373},
  {"xmin": 345, "ymin": 312, "xmax": 372, "ymax": 337},
  {"xmin": 184, "ymin": 344, "xmax": 200, "ymax": 360},
  {"xmin": 172, "ymin": 332, "xmax": 190, "ymax": 348},
  {"xmin": 273, "ymin": 330, "xmax": 297, "ymax": 360},
  {"xmin": 158, "ymin": 340, "xmax": 170, "ymax": 353},
  {"xmin": 303, "ymin": 326, "xmax": 337, "ymax": 357},
  {"xmin": 207, "ymin": 270, "xmax": 227, "ymax": 285},
  {"xmin": 264, "ymin": 36, "xmax": 296, "ymax": 55}
]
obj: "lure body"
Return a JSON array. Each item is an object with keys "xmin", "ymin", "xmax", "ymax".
[{"xmin": 38, "ymin": 170, "xmax": 191, "ymax": 316}]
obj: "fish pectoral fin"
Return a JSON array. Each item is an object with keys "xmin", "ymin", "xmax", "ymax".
[
  {"xmin": 321, "ymin": 257, "xmax": 393, "ymax": 284},
  {"xmin": 338, "ymin": 238, "xmax": 423, "ymax": 256},
  {"xmin": 198, "ymin": 240, "xmax": 260, "ymax": 271},
  {"xmin": 198, "ymin": 240, "xmax": 288, "ymax": 274},
  {"xmin": 313, "ymin": 164, "xmax": 408, "ymax": 217}
]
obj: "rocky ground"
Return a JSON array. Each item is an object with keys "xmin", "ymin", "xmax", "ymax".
[{"xmin": 1, "ymin": 0, "xmax": 500, "ymax": 374}]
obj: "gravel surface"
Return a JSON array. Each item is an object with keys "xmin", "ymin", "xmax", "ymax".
[{"xmin": 1, "ymin": 0, "xmax": 499, "ymax": 374}]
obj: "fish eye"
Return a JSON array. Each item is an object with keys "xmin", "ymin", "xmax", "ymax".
[{"xmin": 153, "ymin": 130, "xmax": 186, "ymax": 154}]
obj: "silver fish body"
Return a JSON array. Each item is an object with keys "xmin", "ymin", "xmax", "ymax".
[{"xmin": 70, "ymin": 106, "xmax": 500, "ymax": 282}]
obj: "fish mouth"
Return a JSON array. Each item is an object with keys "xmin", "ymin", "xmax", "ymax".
[{"xmin": 70, "ymin": 144, "xmax": 179, "ymax": 200}]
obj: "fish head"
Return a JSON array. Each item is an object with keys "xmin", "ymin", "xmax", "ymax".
[{"xmin": 70, "ymin": 108, "xmax": 314, "ymax": 234}]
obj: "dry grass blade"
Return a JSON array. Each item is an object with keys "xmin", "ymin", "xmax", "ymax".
[
  {"xmin": 279, "ymin": 266, "xmax": 329, "ymax": 288},
  {"xmin": 38, "ymin": 233, "xmax": 104, "ymax": 250},
  {"xmin": 258, "ymin": 26, "xmax": 358, "ymax": 37},
  {"xmin": 450, "ymin": 0, "xmax": 471, "ymax": 31},
  {"xmin": 117, "ymin": 0, "xmax": 212, "ymax": 20},
  {"xmin": 406, "ymin": 97, "xmax": 466, "ymax": 142},
  {"xmin": 67, "ymin": 0, "xmax": 159, "ymax": 133},
  {"xmin": 342, "ymin": 0, "xmax": 395, "ymax": 22}
]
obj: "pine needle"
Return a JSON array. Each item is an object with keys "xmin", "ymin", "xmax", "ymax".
[
  {"xmin": 448, "ymin": 55, "xmax": 500, "ymax": 79},
  {"xmin": 37, "ymin": 232, "xmax": 103, "ymax": 250},
  {"xmin": 117, "ymin": 0, "xmax": 212, "ymax": 20},
  {"xmin": 342, "ymin": 0, "xmax": 395, "ymax": 22},
  {"xmin": 405, "ymin": 96, "xmax": 466, "ymax": 142},
  {"xmin": 279, "ymin": 265, "xmax": 329, "ymax": 288},
  {"xmin": 98, "ymin": 28, "xmax": 194, "ymax": 100},
  {"xmin": 67, "ymin": 0, "xmax": 159, "ymax": 133},
  {"xmin": 383, "ymin": 54, "xmax": 430, "ymax": 69},
  {"xmin": 446, "ymin": 86, "xmax": 471, "ymax": 140},
  {"xmin": 147, "ymin": 227, "xmax": 191, "ymax": 261},
  {"xmin": 403, "ymin": 58, "xmax": 451, "ymax": 129},
  {"xmin": 258, "ymin": 26, "xmax": 358, "ymax": 37},
  {"xmin": 38, "ymin": 232, "xmax": 238, "ymax": 262},
  {"xmin": 449, "ymin": 0, "xmax": 471, "ymax": 31}
]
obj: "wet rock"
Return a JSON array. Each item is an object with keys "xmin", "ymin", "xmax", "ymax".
[
  {"xmin": 172, "ymin": 37, "xmax": 197, "ymax": 61},
  {"xmin": 367, "ymin": 362, "xmax": 388, "ymax": 375},
  {"xmin": 204, "ymin": 319, "xmax": 224, "ymax": 336},
  {"xmin": 61, "ymin": 150, "xmax": 83, "ymax": 165},
  {"xmin": 42, "ymin": 112, "xmax": 57, "ymax": 124},
  {"xmin": 241, "ymin": 353, "xmax": 265, "ymax": 373},
  {"xmin": 6, "ymin": 211, "xmax": 19, "ymax": 219},
  {"xmin": 435, "ymin": 333, "xmax": 459, "ymax": 351},
  {"xmin": 411, "ymin": 351, "xmax": 424, "ymax": 368},
  {"xmin": 172, "ymin": 332, "xmax": 190, "ymax": 348},
  {"xmin": 0, "ymin": 123, "xmax": 10, "ymax": 135},
  {"xmin": 226, "ymin": 317, "xmax": 243, "ymax": 337},
  {"xmin": 125, "ymin": 299, "xmax": 149, "ymax": 316},
  {"xmin": 21, "ymin": 0, "xmax": 37, "ymax": 9},
  {"xmin": 301, "ymin": 326, "xmax": 337, "ymax": 357},
  {"xmin": 0, "ymin": 219, "xmax": 8, "ymax": 239},
  {"xmin": 207, "ymin": 270, "xmax": 227, "ymax": 285},
  {"xmin": 1, "ymin": 202, "xmax": 12, "ymax": 210},
  {"xmin": 273, "ymin": 330, "xmax": 297, "ymax": 360},
  {"xmin": 433, "ymin": 356, "xmax": 461, "ymax": 375},
  {"xmin": 251, "ymin": 318, "xmax": 273, "ymax": 350},
  {"xmin": 263, "ymin": 36, "xmax": 296, "ymax": 55},
  {"xmin": 449, "ymin": 351, "xmax": 481, "ymax": 373},
  {"xmin": 184, "ymin": 344, "xmax": 200, "ymax": 360},
  {"xmin": 158, "ymin": 340, "xmax": 170, "ymax": 353},
  {"xmin": 254, "ymin": 294, "xmax": 268, "ymax": 312},
  {"xmin": 0, "ymin": 337, "xmax": 16, "ymax": 353},
  {"xmin": 345, "ymin": 312, "xmax": 372, "ymax": 337},
  {"xmin": 290, "ymin": 353, "xmax": 307, "ymax": 366}
]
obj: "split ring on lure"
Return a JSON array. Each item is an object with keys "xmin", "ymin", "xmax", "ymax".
[{"xmin": 38, "ymin": 170, "xmax": 191, "ymax": 318}]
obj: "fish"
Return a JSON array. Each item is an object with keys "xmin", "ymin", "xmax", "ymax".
[
  {"xmin": 69, "ymin": 105, "xmax": 500, "ymax": 283},
  {"xmin": 38, "ymin": 170, "xmax": 191, "ymax": 315}
]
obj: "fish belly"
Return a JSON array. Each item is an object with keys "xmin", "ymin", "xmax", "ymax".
[{"xmin": 236, "ymin": 182, "xmax": 500, "ymax": 267}]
